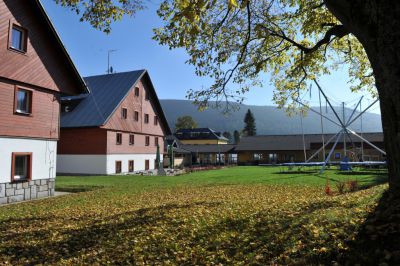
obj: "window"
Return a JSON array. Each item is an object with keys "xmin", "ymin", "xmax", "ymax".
[
  {"xmin": 116, "ymin": 133, "xmax": 122, "ymax": 145},
  {"xmin": 129, "ymin": 134, "xmax": 135, "ymax": 145},
  {"xmin": 145, "ymin": 136, "xmax": 150, "ymax": 146},
  {"xmin": 15, "ymin": 88, "xmax": 32, "ymax": 114},
  {"xmin": 129, "ymin": 160, "xmax": 134, "ymax": 172},
  {"xmin": 155, "ymin": 137, "xmax": 159, "ymax": 147},
  {"xmin": 144, "ymin": 114, "xmax": 149, "ymax": 124},
  {"xmin": 269, "ymin": 153, "xmax": 278, "ymax": 162},
  {"xmin": 154, "ymin": 116, "xmax": 158, "ymax": 126},
  {"xmin": 122, "ymin": 108, "xmax": 127, "ymax": 119},
  {"xmin": 145, "ymin": 160, "xmax": 150, "ymax": 170},
  {"xmin": 10, "ymin": 25, "xmax": 27, "ymax": 52},
  {"xmin": 335, "ymin": 152, "xmax": 341, "ymax": 159},
  {"xmin": 145, "ymin": 89, "xmax": 150, "ymax": 100},
  {"xmin": 11, "ymin": 153, "xmax": 32, "ymax": 182},
  {"xmin": 134, "ymin": 111, "xmax": 139, "ymax": 122},
  {"xmin": 115, "ymin": 161, "xmax": 122, "ymax": 174},
  {"xmin": 134, "ymin": 87, "xmax": 140, "ymax": 97},
  {"xmin": 253, "ymin": 153, "xmax": 263, "ymax": 160}
]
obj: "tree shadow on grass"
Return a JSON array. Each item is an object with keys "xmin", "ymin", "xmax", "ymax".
[
  {"xmin": 339, "ymin": 189, "xmax": 400, "ymax": 265},
  {"xmin": 56, "ymin": 185, "xmax": 105, "ymax": 193},
  {"xmin": 0, "ymin": 201, "xmax": 222, "ymax": 265},
  {"xmin": 0, "ymin": 199, "xmax": 355, "ymax": 265},
  {"xmin": 1, "ymin": 190, "xmax": 395, "ymax": 265}
]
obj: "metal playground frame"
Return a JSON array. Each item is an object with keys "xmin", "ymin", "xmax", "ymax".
[{"xmin": 281, "ymin": 79, "xmax": 386, "ymax": 173}]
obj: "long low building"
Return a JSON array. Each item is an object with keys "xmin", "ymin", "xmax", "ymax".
[
  {"xmin": 164, "ymin": 133, "xmax": 237, "ymax": 168},
  {"xmin": 235, "ymin": 133, "xmax": 385, "ymax": 165}
]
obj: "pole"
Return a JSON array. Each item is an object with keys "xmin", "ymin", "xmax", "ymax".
[
  {"xmin": 306, "ymin": 132, "xmax": 341, "ymax": 163},
  {"xmin": 295, "ymin": 100, "xmax": 342, "ymax": 127},
  {"xmin": 300, "ymin": 110, "xmax": 307, "ymax": 162},
  {"xmin": 107, "ymin": 49, "xmax": 116, "ymax": 74},
  {"xmin": 343, "ymin": 102, "xmax": 346, "ymax": 158},
  {"xmin": 107, "ymin": 52, "xmax": 110, "ymax": 74},
  {"xmin": 320, "ymin": 131, "xmax": 343, "ymax": 173},
  {"xmin": 346, "ymin": 99, "xmax": 379, "ymax": 127},
  {"xmin": 360, "ymin": 99, "xmax": 364, "ymax": 161},
  {"xmin": 318, "ymin": 89, "xmax": 326, "ymax": 161}
]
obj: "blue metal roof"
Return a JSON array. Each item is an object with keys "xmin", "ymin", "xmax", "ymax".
[{"xmin": 61, "ymin": 70, "xmax": 145, "ymax": 128}]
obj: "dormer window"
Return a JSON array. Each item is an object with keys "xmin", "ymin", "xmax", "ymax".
[
  {"xmin": 15, "ymin": 87, "xmax": 32, "ymax": 115},
  {"xmin": 10, "ymin": 25, "xmax": 27, "ymax": 53}
]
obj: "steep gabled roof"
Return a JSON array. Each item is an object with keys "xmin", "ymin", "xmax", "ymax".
[
  {"xmin": 61, "ymin": 70, "xmax": 171, "ymax": 135},
  {"xmin": 33, "ymin": 0, "xmax": 89, "ymax": 94}
]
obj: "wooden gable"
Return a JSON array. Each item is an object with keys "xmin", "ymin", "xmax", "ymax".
[
  {"xmin": 0, "ymin": 0, "xmax": 84, "ymax": 95},
  {"xmin": 102, "ymin": 74, "xmax": 168, "ymax": 137}
]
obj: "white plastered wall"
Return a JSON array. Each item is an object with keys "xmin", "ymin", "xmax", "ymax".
[
  {"xmin": 0, "ymin": 137, "xmax": 57, "ymax": 183},
  {"xmin": 56, "ymin": 155, "xmax": 107, "ymax": 175},
  {"xmin": 57, "ymin": 154, "xmax": 161, "ymax": 175}
]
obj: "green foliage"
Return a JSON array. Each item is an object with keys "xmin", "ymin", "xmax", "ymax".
[
  {"xmin": 54, "ymin": 1, "xmax": 376, "ymax": 109},
  {"xmin": 233, "ymin": 130, "xmax": 241, "ymax": 144},
  {"xmin": 0, "ymin": 167, "xmax": 389, "ymax": 264},
  {"xmin": 175, "ymin": 115, "xmax": 198, "ymax": 131},
  {"xmin": 153, "ymin": 0, "xmax": 376, "ymax": 109},
  {"xmin": 243, "ymin": 109, "xmax": 256, "ymax": 136},
  {"xmin": 53, "ymin": 0, "xmax": 144, "ymax": 33},
  {"xmin": 222, "ymin": 131, "xmax": 232, "ymax": 142}
]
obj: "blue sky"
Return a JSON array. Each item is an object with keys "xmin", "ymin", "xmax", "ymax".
[{"xmin": 41, "ymin": 0, "xmax": 381, "ymax": 114}]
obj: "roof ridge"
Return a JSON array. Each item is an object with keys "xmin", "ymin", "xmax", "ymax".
[{"xmin": 84, "ymin": 69, "xmax": 146, "ymax": 79}]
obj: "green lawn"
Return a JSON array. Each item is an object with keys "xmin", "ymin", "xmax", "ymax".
[
  {"xmin": 0, "ymin": 166, "xmax": 391, "ymax": 265},
  {"xmin": 55, "ymin": 166, "xmax": 388, "ymax": 192}
]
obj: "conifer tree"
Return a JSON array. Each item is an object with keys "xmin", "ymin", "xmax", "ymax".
[{"xmin": 243, "ymin": 109, "xmax": 256, "ymax": 136}]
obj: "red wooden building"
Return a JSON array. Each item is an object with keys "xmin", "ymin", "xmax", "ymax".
[
  {"xmin": 0, "ymin": 0, "xmax": 88, "ymax": 204},
  {"xmin": 57, "ymin": 70, "xmax": 171, "ymax": 175}
]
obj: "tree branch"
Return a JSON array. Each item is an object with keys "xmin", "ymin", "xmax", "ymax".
[{"xmin": 269, "ymin": 25, "xmax": 349, "ymax": 54}]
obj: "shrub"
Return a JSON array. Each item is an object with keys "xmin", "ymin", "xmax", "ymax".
[
  {"xmin": 347, "ymin": 180, "xmax": 359, "ymax": 192},
  {"xmin": 336, "ymin": 181, "xmax": 346, "ymax": 194}
]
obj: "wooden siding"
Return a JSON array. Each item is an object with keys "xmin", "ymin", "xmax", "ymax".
[
  {"xmin": 57, "ymin": 128, "xmax": 107, "ymax": 154},
  {"xmin": 0, "ymin": 0, "xmax": 82, "ymax": 95},
  {"xmin": 0, "ymin": 80, "xmax": 59, "ymax": 139},
  {"xmin": 102, "ymin": 79, "xmax": 166, "ymax": 137},
  {"xmin": 106, "ymin": 131, "xmax": 164, "ymax": 155}
]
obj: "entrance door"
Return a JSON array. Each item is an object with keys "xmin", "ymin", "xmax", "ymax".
[{"xmin": 145, "ymin": 160, "xmax": 150, "ymax": 170}]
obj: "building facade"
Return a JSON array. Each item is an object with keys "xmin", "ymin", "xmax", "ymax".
[
  {"xmin": 164, "ymin": 128, "xmax": 237, "ymax": 167},
  {"xmin": 236, "ymin": 133, "xmax": 385, "ymax": 165},
  {"xmin": 57, "ymin": 70, "xmax": 171, "ymax": 175},
  {"xmin": 0, "ymin": 0, "xmax": 88, "ymax": 204}
]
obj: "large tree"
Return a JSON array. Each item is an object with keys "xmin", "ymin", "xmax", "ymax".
[
  {"xmin": 243, "ymin": 109, "xmax": 256, "ymax": 136},
  {"xmin": 175, "ymin": 115, "xmax": 198, "ymax": 131},
  {"xmin": 234, "ymin": 130, "xmax": 241, "ymax": 144},
  {"xmin": 54, "ymin": 0, "xmax": 400, "ymax": 194}
]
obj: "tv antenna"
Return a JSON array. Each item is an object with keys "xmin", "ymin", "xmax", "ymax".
[{"xmin": 107, "ymin": 49, "xmax": 117, "ymax": 74}]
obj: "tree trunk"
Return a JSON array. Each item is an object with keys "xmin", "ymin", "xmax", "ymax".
[{"xmin": 325, "ymin": 0, "xmax": 400, "ymax": 194}]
